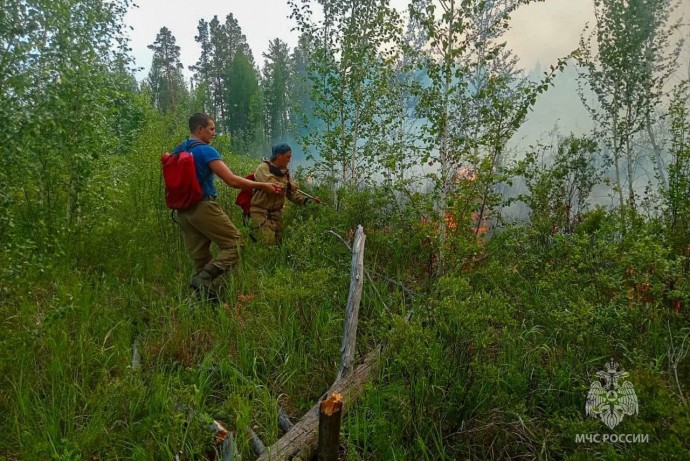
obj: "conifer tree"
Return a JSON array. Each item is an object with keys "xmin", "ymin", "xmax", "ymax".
[
  {"xmin": 263, "ymin": 38, "xmax": 293, "ymax": 144},
  {"xmin": 206, "ymin": 13, "xmax": 255, "ymax": 135},
  {"xmin": 227, "ymin": 51, "xmax": 265, "ymax": 153},
  {"xmin": 147, "ymin": 26, "xmax": 188, "ymax": 114},
  {"xmin": 191, "ymin": 19, "xmax": 214, "ymax": 115},
  {"xmin": 290, "ymin": 34, "xmax": 317, "ymax": 145}
]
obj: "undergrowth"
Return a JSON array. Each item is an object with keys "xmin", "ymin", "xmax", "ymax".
[{"xmin": 0, "ymin": 136, "xmax": 688, "ymax": 460}]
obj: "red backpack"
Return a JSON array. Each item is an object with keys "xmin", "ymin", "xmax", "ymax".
[
  {"xmin": 235, "ymin": 172, "xmax": 255, "ymax": 221},
  {"xmin": 161, "ymin": 140, "xmax": 204, "ymax": 210}
]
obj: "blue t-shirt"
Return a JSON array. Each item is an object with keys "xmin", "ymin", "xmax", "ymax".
[{"xmin": 173, "ymin": 138, "xmax": 222, "ymax": 198}]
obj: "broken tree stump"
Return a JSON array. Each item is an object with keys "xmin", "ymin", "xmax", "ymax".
[
  {"xmin": 254, "ymin": 225, "xmax": 373, "ymax": 461},
  {"xmin": 255, "ymin": 347, "xmax": 380, "ymax": 461},
  {"xmin": 318, "ymin": 392, "xmax": 343, "ymax": 461},
  {"xmin": 209, "ymin": 420, "xmax": 238, "ymax": 461}
]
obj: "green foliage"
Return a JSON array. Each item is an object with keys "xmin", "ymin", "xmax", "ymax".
[
  {"xmin": 147, "ymin": 26, "xmax": 189, "ymax": 114},
  {"xmin": 201, "ymin": 13, "xmax": 255, "ymax": 136},
  {"xmin": 226, "ymin": 51, "xmax": 266, "ymax": 154},
  {"xmin": 512, "ymin": 134, "xmax": 603, "ymax": 234},
  {"xmin": 575, "ymin": 0, "xmax": 684, "ymax": 213},
  {"xmin": 3, "ymin": 126, "xmax": 690, "ymax": 458},
  {"xmin": 0, "ymin": 0, "xmax": 144, "ymax": 268},
  {"xmin": 405, "ymin": 0, "xmax": 568, "ymax": 273},
  {"xmin": 343, "ymin": 217, "xmax": 690, "ymax": 459},
  {"xmin": 1, "ymin": 2, "xmax": 689, "ymax": 459},
  {"xmin": 263, "ymin": 38, "xmax": 293, "ymax": 144},
  {"xmin": 288, "ymin": 0, "xmax": 404, "ymax": 187},
  {"xmin": 663, "ymin": 83, "xmax": 690, "ymax": 248}
]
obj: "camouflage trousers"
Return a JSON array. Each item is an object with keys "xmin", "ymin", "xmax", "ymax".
[{"xmin": 249, "ymin": 207, "xmax": 283, "ymax": 245}]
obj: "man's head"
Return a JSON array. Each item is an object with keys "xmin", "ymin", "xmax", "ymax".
[
  {"xmin": 189, "ymin": 113, "xmax": 216, "ymax": 144},
  {"xmin": 270, "ymin": 143, "xmax": 292, "ymax": 169}
]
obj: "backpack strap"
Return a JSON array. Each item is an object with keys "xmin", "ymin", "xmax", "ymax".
[
  {"xmin": 186, "ymin": 140, "xmax": 204, "ymax": 151},
  {"xmin": 185, "ymin": 139, "xmax": 213, "ymax": 186},
  {"xmin": 172, "ymin": 139, "xmax": 204, "ymax": 156}
]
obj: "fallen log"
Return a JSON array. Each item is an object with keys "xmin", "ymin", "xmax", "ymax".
[{"xmin": 255, "ymin": 347, "xmax": 380, "ymax": 461}]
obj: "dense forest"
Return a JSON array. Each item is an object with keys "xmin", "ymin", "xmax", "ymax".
[{"xmin": 1, "ymin": 0, "xmax": 689, "ymax": 459}]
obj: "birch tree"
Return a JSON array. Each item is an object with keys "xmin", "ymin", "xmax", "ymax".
[
  {"xmin": 409, "ymin": 0, "xmax": 562, "ymax": 269},
  {"xmin": 288, "ymin": 0, "xmax": 403, "ymax": 190},
  {"xmin": 576, "ymin": 0, "xmax": 684, "ymax": 218},
  {"xmin": 0, "ymin": 0, "xmax": 135, "ymax": 231}
]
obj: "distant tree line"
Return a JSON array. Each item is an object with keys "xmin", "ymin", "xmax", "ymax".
[
  {"xmin": 144, "ymin": 13, "xmax": 307, "ymax": 155},
  {"xmin": 1, "ymin": 0, "xmax": 688, "ymax": 265}
]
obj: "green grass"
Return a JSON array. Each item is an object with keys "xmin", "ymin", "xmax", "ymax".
[{"xmin": 1, "ymin": 141, "xmax": 689, "ymax": 459}]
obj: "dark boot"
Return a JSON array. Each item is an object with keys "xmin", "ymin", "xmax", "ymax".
[{"xmin": 190, "ymin": 263, "xmax": 224, "ymax": 301}]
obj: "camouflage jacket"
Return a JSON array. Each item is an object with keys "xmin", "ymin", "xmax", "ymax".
[{"xmin": 250, "ymin": 160, "xmax": 308, "ymax": 212}]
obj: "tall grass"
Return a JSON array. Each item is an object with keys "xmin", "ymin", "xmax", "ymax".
[{"xmin": 1, "ymin": 117, "xmax": 688, "ymax": 459}]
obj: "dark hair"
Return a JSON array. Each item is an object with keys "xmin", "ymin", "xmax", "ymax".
[
  {"xmin": 189, "ymin": 113, "xmax": 213, "ymax": 133},
  {"xmin": 271, "ymin": 143, "xmax": 292, "ymax": 160}
]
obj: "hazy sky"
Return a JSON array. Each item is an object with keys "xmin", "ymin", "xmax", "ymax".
[
  {"xmin": 125, "ymin": 0, "xmax": 298, "ymax": 79},
  {"xmin": 124, "ymin": 0, "xmax": 598, "ymax": 80}
]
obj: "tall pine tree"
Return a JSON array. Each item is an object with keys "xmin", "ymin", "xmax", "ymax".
[
  {"xmin": 204, "ymin": 13, "xmax": 255, "ymax": 135},
  {"xmin": 147, "ymin": 27, "xmax": 188, "ymax": 114},
  {"xmin": 190, "ymin": 19, "xmax": 214, "ymax": 115},
  {"xmin": 290, "ymin": 34, "xmax": 317, "ymax": 146},
  {"xmin": 227, "ymin": 51, "xmax": 265, "ymax": 153},
  {"xmin": 262, "ymin": 38, "xmax": 292, "ymax": 144}
]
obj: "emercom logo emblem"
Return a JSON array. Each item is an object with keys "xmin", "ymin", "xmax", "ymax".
[{"xmin": 585, "ymin": 359, "xmax": 639, "ymax": 429}]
